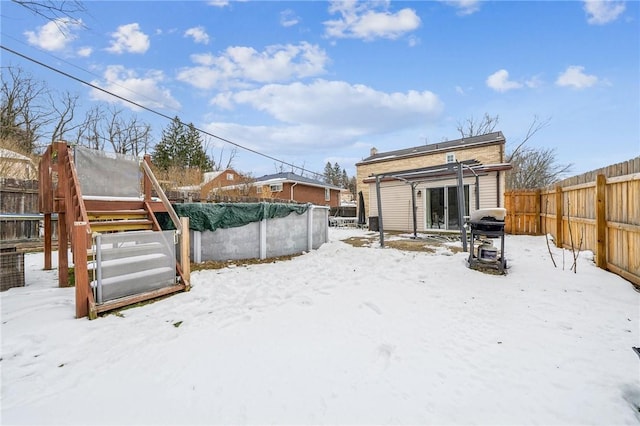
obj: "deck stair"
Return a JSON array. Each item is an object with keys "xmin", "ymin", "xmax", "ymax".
[
  {"xmin": 88, "ymin": 212, "xmax": 154, "ymax": 232},
  {"xmin": 88, "ymin": 230, "xmax": 177, "ymax": 303},
  {"xmin": 39, "ymin": 142, "xmax": 191, "ymax": 319}
]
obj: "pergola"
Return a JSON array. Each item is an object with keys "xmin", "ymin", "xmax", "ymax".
[{"xmin": 367, "ymin": 160, "xmax": 511, "ymax": 251}]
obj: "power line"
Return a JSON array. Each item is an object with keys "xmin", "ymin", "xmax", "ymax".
[{"xmin": 1, "ymin": 44, "xmax": 324, "ymax": 179}]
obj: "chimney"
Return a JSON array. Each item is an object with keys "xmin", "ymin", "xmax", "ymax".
[{"xmin": 370, "ymin": 147, "xmax": 378, "ymax": 156}]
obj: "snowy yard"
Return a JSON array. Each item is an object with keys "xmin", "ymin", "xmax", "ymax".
[{"xmin": 1, "ymin": 228, "xmax": 639, "ymax": 425}]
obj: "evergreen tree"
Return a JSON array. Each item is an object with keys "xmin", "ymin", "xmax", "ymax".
[
  {"xmin": 323, "ymin": 162, "xmax": 334, "ymax": 184},
  {"xmin": 152, "ymin": 116, "xmax": 213, "ymax": 172},
  {"xmin": 332, "ymin": 162, "xmax": 341, "ymax": 185}
]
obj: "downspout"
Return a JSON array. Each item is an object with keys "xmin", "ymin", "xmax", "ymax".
[
  {"xmin": 411, "ymin": 182, "xmax": 417, "ymax": 239},
  {"xmin": 290, "ymin": 182, "xmax": 298, "ymax": 201},
  {"xmin": 475, "ymin": 174, "xmax": 480, "ymax": 210},
  {"xmin": 496, "ymin": 171, "xmax": 501, "ymax": 208},
  {"xmin": 457, "ymin": 162, "xmax": 468, "ymax": 252},
  {"xmin": 376, "ymin": 175, "xmax": 385, "ymax": 248}
]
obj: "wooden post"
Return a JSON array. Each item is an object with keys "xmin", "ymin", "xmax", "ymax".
[
  {"xmin": 57, "ymin": 143, "xmax": 69, "ymax": 287},
  {"xmin": 535, "ymin": 189, "xmax": 541, "ymax": 235},
  {"xmin": 555, "ymin": 185, "xmax": 563, "ymax": 248},
  {"xmin": 504, "ymin": 191, "xmax": 512, "ymax": 234},
  {"xmin": 180, "ymin": 216, "xmax": 190, "ymax": 288},
  {"xmin": 595, "ymin": 174, "xmax": 607, "ymax": 269},
  {"xmin": 73, "ymin": 222, "xmax": 89, "ymax": 318},
  {"xmin": 44, "ymin": 213, "xmax": 52, "ymax": 270},
  {"xmin": 58, "ymin": 215, "xmax": 68, "ymax": 288},
  {"xmin": 143, "ymin": 155, "xmax": 152, "ymax": 202}
]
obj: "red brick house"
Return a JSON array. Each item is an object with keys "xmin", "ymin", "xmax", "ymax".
[
  {"xmin": 253, "ymin": 172, "xmax": 342, "ymax": 208},
  {"xmin": 200, "ymin": 168, "xmax": 253, "ymax": 200}
]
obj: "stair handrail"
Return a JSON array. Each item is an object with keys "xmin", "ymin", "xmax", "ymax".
[
  {"xmin": 61, "ymin": 144, "xmax": 89, "ymax": 225},
  {"xmin": 140, "ymin": 159, "xmax": 182, "ymax": 234}
]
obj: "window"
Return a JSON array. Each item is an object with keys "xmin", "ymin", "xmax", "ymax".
[
  {"xmin": 256, "ymin": 186, "xmax": 262, "ymax": 194},
  {"xmin": 446, "ymin": 152, "xmax": 456, "ymax": 163},
  {"xmin": 270, "ymin": 183, "xmax": 282, "ymax": 192},
  {"xmin": 226, "ymin": 173, "xmax": 234, "ymax": 181},
  {"xmin": 325, "ymin": 188, "xmax": 330, "ymax": 201}
]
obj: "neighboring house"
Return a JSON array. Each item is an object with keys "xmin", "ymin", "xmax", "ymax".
[
  {"xmin": 0, "ymin": 148, "xmax": 38, "ymax": 180},
  {"xmin": 355, "ymin": 132, "xmax": 511, "ymax": 232},
  {"xmin": 253, "ymin": 172, "xmax": 342, "ymax": 208},
  {"xmin": 340, "ymin": 188, "xmax": 356, "ymax": 206},
  {"xmin": 200, "ymin": 168, "xmax": 252, "ymax": 200}
]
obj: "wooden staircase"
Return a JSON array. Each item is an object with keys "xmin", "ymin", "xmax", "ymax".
[
  {"xmin": 39, "ymin": 142, "xmax": 190, "ymax": 319},
  {"xmin": 87, "ymin": 208, "xmax": 154, "ymax": 233}
]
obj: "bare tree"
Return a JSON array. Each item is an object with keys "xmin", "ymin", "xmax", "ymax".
[
  {"xmin": 507, "ymin": 146, "xmax": 572, "ymax": 189},
  {"xmin": 457, "ymin": 113, "xmax": 500, "ymax": 138},
  {"xmin": 457, "ymin": 112, "xmax": 568, "ymax": 189},
  {"xmin": 207, "ymin": 138, "xmax": 237, "ymax": 171},
  {"xmin": 505, "ymin": 115, "xmax": 552, "ymax": 162},
  {"xmin": 11, "ymin": 1, "xmax": 86, "ymax": 25},
  {"xmin": 503, "ymin": 115, "xmax": 571, "ymax": 189},
  {"xmin": 102, "ymin": 106, "xmax": 152, "ymax": 155},
  {"xmin": 75, "ymin": 105, "xmax": 104, "ymax": 150},
  {"xmin": 1, "ymin": 66, "xmax": 53, "ymax": 153},
  {"xmin": 48, "ymin": 90, "xmax": 79, "ymax": 143}
]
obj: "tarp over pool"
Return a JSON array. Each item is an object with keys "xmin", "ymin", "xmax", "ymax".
[{"xmin": 157, "ymin": 202, "xmax": 309, "ymax": 232}]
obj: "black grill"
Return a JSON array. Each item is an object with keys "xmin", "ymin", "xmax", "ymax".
[
  {"xmin": 468, "ymin": 217, "xmax": 506, "ymax": 274},
  {"xmin": 469, "ymin": 218, "xmax": 505, "ymax": 233}
]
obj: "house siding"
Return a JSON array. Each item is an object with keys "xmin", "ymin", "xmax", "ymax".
[
  {"xmin": 368, "ymin": 172, "xmax": 502, "ymax": 232},
  {"xmin": 200, "ymin": 169, "xmax": 248, "ymax": 199},
  {"xmin": 357, "ymin": 142, "xmax": 504, "ymax": 221},
  {"xmin": 266, "ymin": 182, "xmax": 340, "ymax": 208}
]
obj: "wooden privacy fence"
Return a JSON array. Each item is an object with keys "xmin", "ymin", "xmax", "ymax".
[{"xmin": 505, "ymin": 157, "xmax": 640, "ymax": 286}]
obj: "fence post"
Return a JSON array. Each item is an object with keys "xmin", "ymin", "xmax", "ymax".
[
  {"xmin": 596, "ymin": 174, "xmax": 607, "ymax": 269},
  {"xmin": 74, "ymin": 222, "xmax": 89, "ymax": 319},
  {"xmin": 535, "ymin": 189, "xmax": 541, "ymax": 235},
  {"xmin": 180, "ymin": 217, "xmax": 190, "ymax": 286},
  {"xmin": 504, "ymin": 191, "xmax": 512, "ymax": 234},
  {"xmin": 555, "ymin": 185, "xmax": 563, "ymax": 248},
  {"xmin": 307, "ymin": 204, "xmax": 314, "ymax": 252}
]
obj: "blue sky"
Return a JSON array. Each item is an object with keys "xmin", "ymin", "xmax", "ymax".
[{"xmin": 1, "ymin": 0, "xmax": 638, "ymax": 178}]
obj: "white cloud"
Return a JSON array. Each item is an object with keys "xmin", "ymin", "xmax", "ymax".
[
  {"xmin": 211, "ymin": 79, "xmax": 443, "ymax": 134},
  {"xmin": 555, "ymin": 65, "xmax": 599, "ymax": 89},
  {"xmin": 583, "ymin": 0, "xmax": 625, "ymax": 25},
  {"xmin": 486, "ymin": 69, "xmax": 523, "ymax": 92},
  {"xmin": 185, "ymin": 26, "xmax": 210, "ymax": 45},
  {"xmin": 89, "ymin": 65, "xmax": 180, "ymax": 111},
  {"xmin": 525, "ymin": 75, "xmax": 543, "ymax": 89},
  {"xmin": 106, "ymin": 23, "xmax": 150, "ymax": 54},
  {"xmin": 24, "ymin": 18, "xmax": 83, "ymax": 52},
  {"xmin": 455, "ymin": 86, "xmax": 465, "ymax": 95},
  {"xmin": 324, "ymin": 1, "xmax": 421, "ymax": 41},
  {"xmin": 204, "ymin": 81, "xmax": 442, "ymax": 156},
  {"xmin": 177, "ymin": 42, "xmax": 329, "ymax": 89},
  {"xmin": 77, "ymin": 46, "xmax": 93, "ymax": 57},
  {"xmin": 280, "ymin": 9, "xmax": 300, "ymax": 27},
  {"xmin": 207, "ymin": 0, "xmax": 229, "ymax": 7},
  {"xmin": 442, "ymin": 0, "xmax": 481, "ymax": 16}
]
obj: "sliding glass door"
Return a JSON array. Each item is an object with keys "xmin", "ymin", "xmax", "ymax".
[{"xmin": 426, "ymin": 185, "xmax": 469, "ymax": 230}]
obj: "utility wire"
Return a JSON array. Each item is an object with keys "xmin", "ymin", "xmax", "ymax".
[{"xmin": 1, "ymin": 44, "xmax": 324, "ymax": 179}]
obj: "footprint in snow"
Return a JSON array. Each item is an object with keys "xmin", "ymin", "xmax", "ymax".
[{"xmin": 362, "ymin": 301, "xmax": 382, "ymax": 315}]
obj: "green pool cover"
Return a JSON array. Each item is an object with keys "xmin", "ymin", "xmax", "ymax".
[{"xmin": 157, "ymin": 202, "xmax": 309, "ymax": 232}]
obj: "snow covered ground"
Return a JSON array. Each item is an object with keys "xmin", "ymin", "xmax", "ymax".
[{"xmin": 1, "ymin": 228, "xmax": 639, "ymax": 425}]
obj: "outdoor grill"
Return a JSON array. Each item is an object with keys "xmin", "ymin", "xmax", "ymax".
[{"xmin": 468, "ymin": 208, "xmax": 507, "ymax": 273}]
